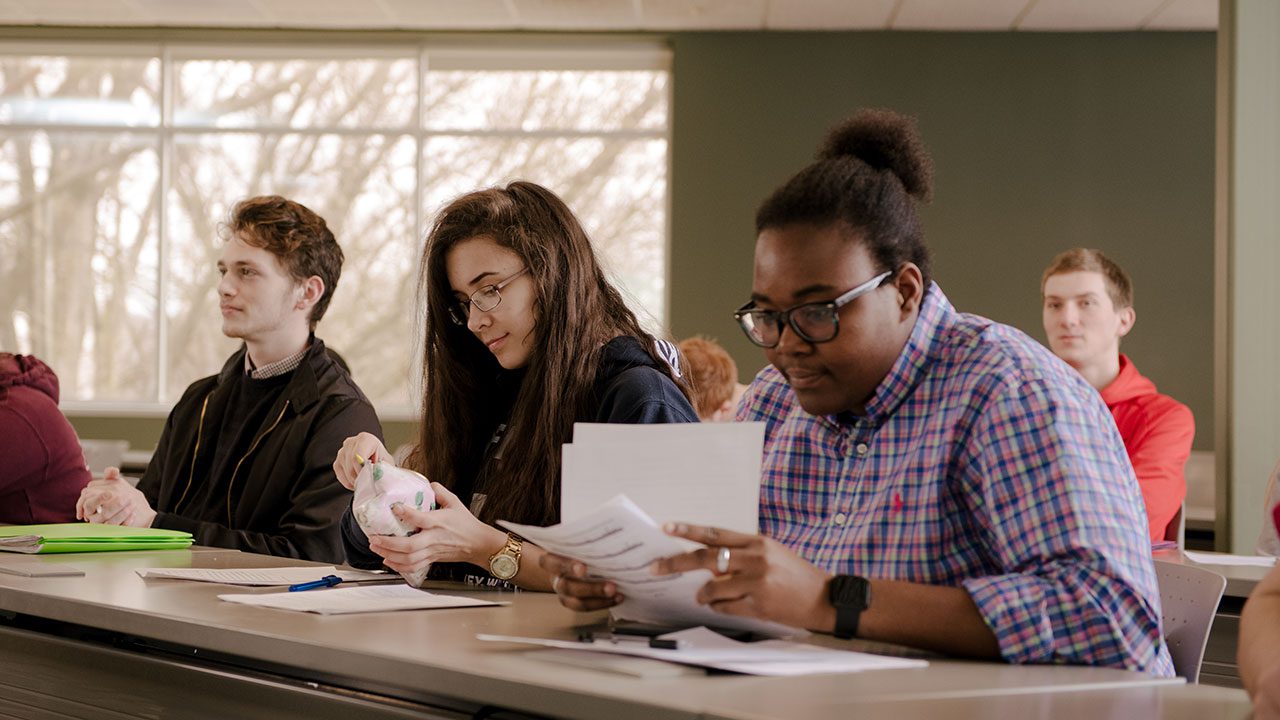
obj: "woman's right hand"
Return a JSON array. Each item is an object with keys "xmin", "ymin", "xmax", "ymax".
[{"xmin": 333, "ymin": 432, "xmax": 390, "ymax": 490}]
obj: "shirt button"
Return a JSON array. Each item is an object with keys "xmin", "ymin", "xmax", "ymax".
[
  {"xmin": 833, "ymin": 513, "xmax": 847, "ymax": 526},
  {"xmin": 855, "ymin": 442, "xmax": 868, "ymax": 456}
]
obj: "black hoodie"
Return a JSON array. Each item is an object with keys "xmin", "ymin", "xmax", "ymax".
[{"xmin": 340, "ymin": 335, "xmax": 698, "ymax": 572}]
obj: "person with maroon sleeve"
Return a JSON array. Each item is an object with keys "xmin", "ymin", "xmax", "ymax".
[{"xmin": 0, "ymin": 352, "xmax": 91, "ymax": 523}]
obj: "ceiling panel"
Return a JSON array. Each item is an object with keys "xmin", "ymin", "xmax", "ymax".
[
  {"xmin": 7, "ymin": 0, "xmax": 139, "ymax": 24},
  {"xmin": 379, "ymin": 0, "xmax": 515, "ymax": 29},
  {"xmin": 130, "ymin": 0, "xmax": 268, "ymax": 26},
  {"xmin": 250, "ymin": 0, "xmax": 394, "ymax": 27},
  {"xmin": 642, "ymin": 0, "xmax": 765, "ymax": 31},
  {"xmin": 1019, "ymin": 0, "xmax": 1166, "ymax": 30},
  {"xmin": 893, "ymin": 0, "xmax": 1030, "ymax": 31},
  {"xmin": 0, "ymin": 0, "xmax": 1219, "ymax": 31},
  {"xmin": 764, "ymin": 0, "xmax": 896, "ymax": 30},
  {"xmin": 511, "ymin": 0, "xmax": 639, "ymax": 30},
  {"xmin": 1145, "ymin": 0, "xmax": 1216, "ymax": 30}
]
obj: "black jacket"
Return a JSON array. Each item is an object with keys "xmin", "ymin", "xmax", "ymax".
[
  {"xmin": 139, "ymin": 339, "xmax": 382, "ymax": 562},
  {"xmin": 341, "ymin": 336, "xmax": 698, "ymax": 570}
]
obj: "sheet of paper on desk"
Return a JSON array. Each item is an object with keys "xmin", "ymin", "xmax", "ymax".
[
  {"xmin": 500, "ymin": 494, "xmax": 800, "ymax": 638},
  {"xmin": 562, "ymin": 422, "xmax": 764, "ymax": 534},
  {"xmin": 136, "ymin": 566, "xmax": 392, "ymax": 585},
  {"xmin": 218, "ymin": 585, "xmax": 504, "ymax": 615},
  {"xmin": 478, "ymin": 627, "xmax": 928, "ymax": 677},
  {"xmin": 1184, "ymin": 550, "xmax": 1278, "ymax": 567}
]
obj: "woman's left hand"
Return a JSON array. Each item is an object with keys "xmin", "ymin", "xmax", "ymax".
[{"xmin": 366, "ymin": 482, "xmax": 506, "ymax": 575}]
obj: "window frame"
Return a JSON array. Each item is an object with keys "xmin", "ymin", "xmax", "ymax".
[{"xmin": 0, "ymin": 38, "xmax": 673, "ymax": 419}]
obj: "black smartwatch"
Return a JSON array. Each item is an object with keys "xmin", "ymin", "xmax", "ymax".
[{"xmin": 828, "ymin": 575, "xmax": 872, "ymax": 639}]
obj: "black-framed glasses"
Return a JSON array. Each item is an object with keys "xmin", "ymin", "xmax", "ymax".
[
  {"xmin": 447, "ymin": 267, "xmax": 529, "ymax": 326},
  {"xmin": 733, "ymin": 270, "xmax": 893, "ymax": 348}
]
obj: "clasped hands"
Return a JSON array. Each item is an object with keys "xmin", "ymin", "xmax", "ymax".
[
  {"xmin": 75, "ymin": 467, "xmax": 157, "ymax": 527},
  {"xmin": 540, "ymin": 523, "xmax": 833, "ymax": 632}
]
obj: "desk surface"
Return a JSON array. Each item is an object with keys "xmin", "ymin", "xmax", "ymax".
[
  {"xmin": 0, "ymin": 548, "xmax": 1241, "ymax": 720},
  {"xmin": 1155, "ymin": 549, "xmax": 1273, "ymax": 598}
]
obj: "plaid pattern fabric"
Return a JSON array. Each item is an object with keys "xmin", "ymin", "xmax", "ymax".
[
  {"xmin": 245, "ymin": 344, "xmax": 309, "ymax": 379},
  {"xmin": 740, "ymin": 284, "xmax": 1173, "ymax": 675}
]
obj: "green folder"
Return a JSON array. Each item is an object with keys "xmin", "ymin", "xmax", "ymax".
[{"xmin": 0, "ymin": 523, "xmax": 194, "ymax": 554}]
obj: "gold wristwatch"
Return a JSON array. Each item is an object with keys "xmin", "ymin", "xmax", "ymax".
[{"xmin": 488, "ymin": 533, "xmax": 522, "ymax": 580}]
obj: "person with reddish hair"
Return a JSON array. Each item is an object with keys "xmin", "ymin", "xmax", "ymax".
[
  {"xmin": 75, "ymin": 196, "xmax": 382, "ymax": 562},
  {"xmin": 678, "ymin": 336, "xmax": 743, "ymax": 422},
  {"xmin": 0, "ymin": 352, "xmax": 91, "ymax": 523}
]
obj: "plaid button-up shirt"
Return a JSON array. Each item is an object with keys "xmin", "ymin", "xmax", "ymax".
[{"xmin": 740, "ymin": 283, "xmax": 1173, "ymax": 675}]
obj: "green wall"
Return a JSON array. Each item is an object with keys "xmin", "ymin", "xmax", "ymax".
[
  {"xmin": 668, "ymin": 31, "xmax": 1215, "ymax": 450},
  {"xmin": 69, "ymin": 30, "xmax": 1217, "ymax": 455}
]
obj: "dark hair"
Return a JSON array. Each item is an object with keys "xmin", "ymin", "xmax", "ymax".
[
  {"xmin": 1041, "ymin": 248, "xmax": 1134, "ymax": 309},
  {"xmin": 223, "ymin": 195, "xmax": 344, "ymax": 329},
  {"xmin": 755, "ymin": 109, "xmax": 934, "ymax": 286},
  {"xmin": 412, "ymin": 181, "xmax": 690, "ymax": 526}
]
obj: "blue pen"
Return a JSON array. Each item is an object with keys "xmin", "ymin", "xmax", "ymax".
[{"xmin": 288, "ymin": 574, "xmax": 343, "ymax": 592}]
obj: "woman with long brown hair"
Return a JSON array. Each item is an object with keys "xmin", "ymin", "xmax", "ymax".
[{"xmin": 333, "ymin": 181, "xmax": 697, "ymax": 589}]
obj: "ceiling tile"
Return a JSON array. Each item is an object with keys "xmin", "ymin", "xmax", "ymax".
[
  {"xmin": 765, "ymin": 0, "xmax": 896, "ymax": 30},
  {"xmin": 893, "ymin": 0, "xmax": 1030, "ymax": 31},
  {"xmin": 131, "ymin": 0, "xmax": 268, "ymax": 26},
  {"xmin": 13, "ymin": 0, "xmax": 141, "ymax": 24},
  {"xmin": 1019, "ymin": 0, "xmax": 1167, "ymax": 30},
  {"xmin": 512, "ymin": 0, "xmax": 639, "ymax": 30},
  {"xmin": 642, "ymin": 0, "xmax": 765, "ymax": 30},
  {"xmin": 379, "ymin": 0, "xmax": 516, "ymax": 29},
  {"xmin": 1144, "ymin": 0, "xmax": 1216, "ymax": 30}
]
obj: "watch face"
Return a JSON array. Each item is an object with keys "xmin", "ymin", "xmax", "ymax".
[
  {"xmin": 490, "ymin": 554, "xmax": 519, "ymax": 580},
  {"xmin": 830, "ymin": 576, "xmax": 871, "ymax": 609}
]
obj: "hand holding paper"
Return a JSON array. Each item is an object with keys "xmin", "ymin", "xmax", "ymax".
[
  {"xmin": 653, "ymin": 522, "xmax": 835, "ymax": 634},
  {"xmin": 504, "ymin": 495, "xmax": 800, "ymax": 638}
]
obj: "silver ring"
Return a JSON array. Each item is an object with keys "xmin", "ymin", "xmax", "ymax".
[
  {"xmin": 551, "ymin": 575, "xmax": 563, "ymax": 593},
  {"xmin": 716, "ymin": 546, "xmax": 731, "ymax": 574}
]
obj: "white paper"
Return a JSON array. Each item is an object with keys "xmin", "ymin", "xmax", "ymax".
[
  {"xmin": 1184, "ymin": 551, "xmax": 1278, "ymax": 567},
  {"xmin": 562, "ymin": 422, "xmax": 764, "ymax": 534},
  {"xmin": 501, "ymin": 494, "xmax": 800, "ymax": 638},
  {"xmin": 478, "ymin": 627, "xmax": 927, "ymax": 676},
  {"xmin": 136, "ymin": 566, "xmax": 392, "ymax": 586},
  {"xmin": 217, "ymin": 584, "xmax": 503, "ymax": 615}
]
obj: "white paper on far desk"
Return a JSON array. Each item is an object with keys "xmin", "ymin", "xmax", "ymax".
[
  {"xmin": 136, "ymin": 566, "xmax": 391, "ymax": 586},
  {"xmin": 479, "ymin": 627, "xmax": 928, "ymax": 677},
  {"xmin": 562, "ymin": 422, "xmax": 764, "ymax": 533},
  {"xmin": 500, "ymin": 494, "xmax": 800, "ymax": 638},
  {"xmin": 218, "ymin": 585, "xmax": 503, "ymax": 614},
  {"xmin": 1184, "ymin": 551, "xmax": 1278, "ymax": 567}
]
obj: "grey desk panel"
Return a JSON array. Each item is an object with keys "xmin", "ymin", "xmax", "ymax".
[
  {"xmin": 702, "ymin": 685, "xmax": 1251, "ymax": 720},
  {"xmin": 0, "ymin": 548, "xmax": 1186, "ymax": 720}
]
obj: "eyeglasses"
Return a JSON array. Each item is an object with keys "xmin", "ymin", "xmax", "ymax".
[
  {"xmin": 733, "ymin": 270, "xmax": 893, "ymax": 348},
  {"xmin": 447, "ymin": 267, "xmax": 529, "ymax": 326}
]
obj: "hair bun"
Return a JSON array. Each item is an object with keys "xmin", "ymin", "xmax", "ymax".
[{"xmin": 818, "ymin": 109, "xmax": 934, "ymax": 201}]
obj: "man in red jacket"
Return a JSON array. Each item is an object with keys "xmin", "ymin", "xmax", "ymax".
[
  {"xmin": 1042, "ymin": 248, "xmax": 1195, "ymax": 542},
  {"xmin": 0, "ymin": 352, "xmax": 92, "ymax": 522}
]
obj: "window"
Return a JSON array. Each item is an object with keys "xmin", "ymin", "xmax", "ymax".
[{"xmin": 0, "ymin": 42, "xmax": 671, "ymax": 414}]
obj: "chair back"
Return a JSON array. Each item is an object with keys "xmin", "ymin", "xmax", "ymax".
[{"xmin": 1154, "ymin": 559, "xmax": 1226, "ymax": 682}]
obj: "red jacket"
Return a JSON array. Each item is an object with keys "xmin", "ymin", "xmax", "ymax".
[
  {"xmin": 0, "ymin": 354, "xmax": 91, "ymax": 523},
  {"xmin": 1100, "ymin": 355, "xmax": 1195, "ymax": 541}
]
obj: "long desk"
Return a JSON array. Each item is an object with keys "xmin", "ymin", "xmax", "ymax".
[
  {"xmin": 1155, "ymin": 549, "xmax": 1274, "ymax": 688},
  {"xmin": 0, "ymin": 548, "xmax": 1251, "ymax": 720}
]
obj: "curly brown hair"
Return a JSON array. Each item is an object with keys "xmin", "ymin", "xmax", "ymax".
[{"xmin": 223, "ymin": 195, "xmax": 344, "ymax": 329}]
